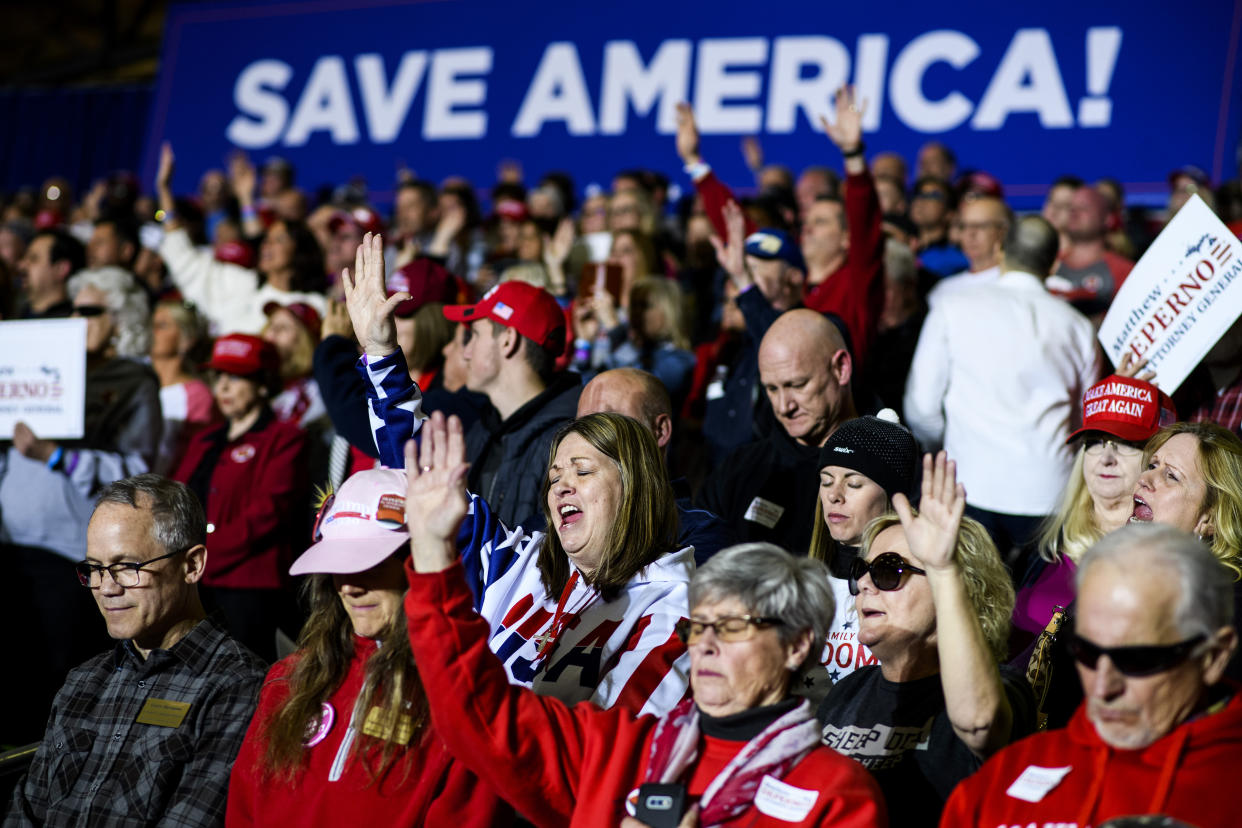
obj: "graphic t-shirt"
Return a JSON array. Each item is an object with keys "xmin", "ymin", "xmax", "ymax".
[{"xmin": 817, "ymin": 665, "xmax": 1034, "ymax": 827}]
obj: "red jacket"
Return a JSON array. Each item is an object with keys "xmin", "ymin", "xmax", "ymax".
[
  {"xmin": 941, "ymin": 686, "xmax": 1242, "ymax": 827},
  {"xmin": 695, "ymin": 170, "xmax": 885, "ymax": 370},
  {"xmin": 172, "ymin": 413, "xmax": 307, "ymax": 589},
  {"xmin": 226, "ymin": 636, "xmax": 512, "ymax": 827},
  {"xmin": 800, "ymin": 171, "xmax": 885, "ymax": 370},
  {"xmin": 405, "ymin": 561, "xmax": 887, "ymax": 828}
]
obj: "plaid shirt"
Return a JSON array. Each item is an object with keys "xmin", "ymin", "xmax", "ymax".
[
  {"xmin": 5, "ymin": 617, "xmax": 266, "ymax": 827},
  {"xmin": 1190, "ymin": 374, "xmax": 1242, "ymax": 434}
]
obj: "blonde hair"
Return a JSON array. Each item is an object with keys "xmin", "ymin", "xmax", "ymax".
[
  {"xmin": 859, "ymin": 512, "xmax": 1014, "ymax": 663},
  {"xmin": 1035, "ymin": 449, "xmax": 1102, "ymax": 564},
  {"xmin": 629, "ymin": 277, "xmax": 690, "ymax": 350},
  {"xmin": 1144, "ymin": 422, "xmax": 1242, "ymax": 580}
]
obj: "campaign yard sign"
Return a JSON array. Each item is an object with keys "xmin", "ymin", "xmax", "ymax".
[
  {"xmin": 1098, "ymin": 195, "xmax": 1242, "ymax": 393},
  {"xmin": 0, "ymin": 319, "xmax": 87, "ymax": 440}
]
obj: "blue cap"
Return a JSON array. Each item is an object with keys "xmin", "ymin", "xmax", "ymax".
[{"xmin": 744, "ymin": 228, "xmax": 806, "ymax": 274}]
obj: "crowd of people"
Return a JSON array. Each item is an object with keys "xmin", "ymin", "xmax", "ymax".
[{"xmin": 3, "ymin": 82, "xmax": 1242, "ymax": 826}]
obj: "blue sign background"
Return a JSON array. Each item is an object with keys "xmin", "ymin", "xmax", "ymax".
[{"xmin": 145, "ymin": 0, "xmax": 1242, "ymax": 209}]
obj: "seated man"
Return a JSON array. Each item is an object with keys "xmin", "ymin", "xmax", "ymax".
[
  {"xmin": 942, "ymin": 523, "xmax": 1240, "ymax": 828},
  {"xmin": 6, "ymin": 474, "xmax": 266, "ymax": 826}
]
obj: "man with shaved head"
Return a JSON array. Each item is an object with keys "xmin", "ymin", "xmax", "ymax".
[
  {"xmin": 697, "ymin": 310, "xmax": 856, "ymax": 554},
  {"xmin": 574, "ymin": 368, "xmax": 733, "ymax": 564},
  {"xmin": 1049, "ymin": 185, "xmax": 1134, "ymax": 316},
  {"xmin": 906, "ymin": 215, "xmax": 1101, "ymax": 557}
]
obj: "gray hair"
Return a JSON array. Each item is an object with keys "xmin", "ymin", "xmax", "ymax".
[
  {"xmin": 67, "ymin": 266, "xmax": 151, "ymax": 357},
  {"xmin": 883, "ymin": 238, "xmax": 917, "ymax": 287},
  {"xmin": 690, "ymin": 543, "xmax": 834, "ymax": 674},
  {"xmin": 95, "ymin": 474, "xmax": 207, "ymax": 555},
  {"xmin": 1079, "ymin": 523, "xmax": 1234, "ymax": 639}
]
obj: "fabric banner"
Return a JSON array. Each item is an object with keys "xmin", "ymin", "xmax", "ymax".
[{"xmin": 145, "ymin": 0, "xmax": 1242, "ymax": 208}]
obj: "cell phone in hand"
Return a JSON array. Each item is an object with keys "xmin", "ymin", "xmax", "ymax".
[{"xmin": 634, "ymin": 783, "xmax": 687, "ymax": 828}]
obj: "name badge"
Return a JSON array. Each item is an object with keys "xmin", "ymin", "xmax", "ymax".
[
  {"xmin": 1005, "ymin": 764, "xmax": 1072, "ymax": 803},
  {"xmin": 135, "ymin": 698, "xmax": 191, "ymax": 728},
  {"xmin": 744, "ymin": 497, "xmax": 785, "ymax": 529},
  {"xmin": 361, "ymin": 705, "xmax": 414, "ymax": 745},
  {"xmin": 754, "ymin": 774, "xmax": 818, "ymax": 822}
]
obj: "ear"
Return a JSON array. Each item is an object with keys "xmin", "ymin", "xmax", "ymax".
[
  {"xmin": 55, "ymin": 259, "xmax": 72, "ymax": 283},
  {"xmin": 1202, "ymin": 625, "xmax": 1238, "ymax": 686},
  {"xmin": 500, "ymin": 325, "xmax": 522, "ymax": 359},
  {"xmin": 652, "ymin": 413, "xmax": 673, "ymax": 451},
  {"xmin": 786, "ymin": 627, "xmax": 816, "ymax": 672},
  {"xmin": 1195, "ymin": 513, "xmax": 1214, "ymax": 539},
  {"xmin": 183, "ymin": 544, "xmax": 208, "ymax": 585},
  {"xmin": 830, "ymin": 348, "xmax": 853, "ymax": 388}
]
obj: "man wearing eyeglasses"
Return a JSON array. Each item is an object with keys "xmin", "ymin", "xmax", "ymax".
[
  {"xmin": 942, "ymin": 523, "xmax": 1240, "ymax": 827},
  {"xmin": 6, "ymin": 474, "xmax": 266, "ymax": 826}
]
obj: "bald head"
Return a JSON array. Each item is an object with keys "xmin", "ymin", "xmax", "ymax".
[
  {"xmin": 577, "ymin": 368, "xmax": 673, "ymax": 451},
  {"xmin": 759, "ymin": 310, "xmax": 855, "ymax": 446},
  {"xmin": 1003, "ymin": 215, "xmax": 1060, "ymax": 278}
]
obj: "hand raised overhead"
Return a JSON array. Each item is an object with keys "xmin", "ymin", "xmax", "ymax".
[
  {"xmin": 892, "ymin": 451, "xmax": 966, "ymax": 573},
  {"xmin": 404, "ymin": 411, "xmax": 471, "ymax": 571},
  {"xmin": 340, "ymin": 232, "xmax": 407, "ymax": 358}
]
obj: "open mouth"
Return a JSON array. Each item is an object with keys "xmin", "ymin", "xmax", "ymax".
[
  {"xmin": 558, "ymin": 504, "xmax": 582, "ymax": 528},
  {"xmin": 1131, "ymin": 496, "xmax": 1153, "ymax": 522}
]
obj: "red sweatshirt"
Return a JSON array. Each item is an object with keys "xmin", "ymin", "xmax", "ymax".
[
  {"xmin": 226, "ymin": 636, "xmax": 512, "ymax": 827},
  {"xmin": 941, "ymin": 686, "xmax": 1242, "ymax": 827},
  {"xmin": 405, "ymin": 560, "xmax": 887, "ymax": 828},
  {"xmin": 695, "ymin": 169, "xmax": 885, "ymax": 370}
]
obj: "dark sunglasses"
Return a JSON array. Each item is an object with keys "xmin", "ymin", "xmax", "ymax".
[
  {"xmin": 848, "ymin": 552, "xmax": 926, "ymax": 596},
  {"xmin": 1066, "ymin": 633, "xmax": 1206, "ymax": 677},
  {"xmin": 72, "ymin": 305, "xmax": 109, "ymax": 317}
]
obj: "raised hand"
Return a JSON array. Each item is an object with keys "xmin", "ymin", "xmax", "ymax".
[
  {"xmin": 404, "ymin": 411, "xmax": 470, "ymax": 571},
  {"xmin": 543, "ymin": 217, "xmax": 575, "ymax": 268},
  {"xmin": 13, "ymin": 422, "xmax": 55, "ymax": 463},
  {"xmin": 1115, "ymin": 350, "xmax": 1157, "ymax": 382},
  {"xmin": 156, "ymin": 142, "xmax": 175, "ymax": 193},
  {"xmin": 892, "ymin": 451, "xmax": 966, "ymax": 573},
  {"xmin": 708, "ymin": 200, "xmax": 751, "ymax": 289},
  {"xmin": 820, "ymin": 85, "xmax": 865, "ymax": 153},
  {"xmin": 321, "ymin": 299, "xmax": 354, "ymax": 342},
  {"xmin": 675, "ymin": 102, "xmax": 702, "ymax": 166},
  {"xmin": 741, "ymin": 135, "xmax": 764, "ymax": 173},
  {"xmin": 340, "ymin": 232, "xmax": 407, "ymax": 357},
  {"xmin": 228, "ymin": 152, "xmax": 257, "ymax": 206}
]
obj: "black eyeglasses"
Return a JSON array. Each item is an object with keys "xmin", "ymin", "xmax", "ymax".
[
  {"xmin": 75, "ymin": 549, "xmax": 186, "ymax": 588},
  {"xmin": 72, "ymin": 305, "xmax": 109, "ymax": 317},
  {"xmin": 674, "ymin": 615, "xmax": 783, "ymax": 645},
  {"xmin": 1066, "ymin": 633, "xmax": 1206, "ymax": 677},
  {"xmin": 848, "ymin": 552, "xmax": 927, "ymax": 596}
]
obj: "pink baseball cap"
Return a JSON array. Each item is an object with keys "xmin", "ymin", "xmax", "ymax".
[
  {"xmin": 290, "ymin": 468, "xmax": 410, "ymax": 576},
  {"xmin": 1067, "ymin": 375, "xmax": 1177, "ymax": 444}
]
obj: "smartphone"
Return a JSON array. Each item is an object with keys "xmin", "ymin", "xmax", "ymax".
[
  {"xmin": 634, "ymin": 783, "xmax": 687, "ymax": 828},
  {"xmin": 578, "ymin": 261, "xmax": 624, "ymax": 305}
]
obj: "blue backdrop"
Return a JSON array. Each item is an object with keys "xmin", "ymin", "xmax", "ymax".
[{"xmin": 144, "ymin": 0, "xmax": 1242, "ymax": 208}]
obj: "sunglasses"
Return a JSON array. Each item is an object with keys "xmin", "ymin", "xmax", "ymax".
[
  {"xmin": 1066, "ymin": 633, "xmax": 1206, "ymax": 677},
  {"xmin": 848, "ymin": 552, "xmax": 926, "ymax": 596},
  {"xmin": 72, "ymin": 305, "xmax": 109, "ymax": 317}
]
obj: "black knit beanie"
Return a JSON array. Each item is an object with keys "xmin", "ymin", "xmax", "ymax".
[{"xmin": 819, "ymin": 416, "xmax": 919, "ymax": 499}]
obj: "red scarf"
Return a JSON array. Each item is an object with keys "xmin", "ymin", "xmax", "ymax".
[{"xmin": 643, "ymin": 698, "xmax": 821, "ymax": 826}]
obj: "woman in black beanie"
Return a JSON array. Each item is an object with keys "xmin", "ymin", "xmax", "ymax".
[{"xmin": 807, "ymin": 415, "xmax": 919, "ymax": 682}]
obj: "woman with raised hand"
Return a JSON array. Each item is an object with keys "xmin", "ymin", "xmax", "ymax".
[
  {"xmin": 341, "ymin": 233, "xmax": 693, "ymax": 716},
  {"xmin": 818, "ymin": 452, "xmax": 1034, "ymax": 828},
  {"xmin": 155, "ymin": 142, "xmax": 327, "ymax": 334},
  {"xmin": 226, "ymin": 468, "xmax": 512, "ymax": 827},
  {"xmin": 398, "ymin": 412, "xmax": 886, "ymax": 827}
]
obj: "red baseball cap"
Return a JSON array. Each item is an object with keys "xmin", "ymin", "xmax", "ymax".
[
  {"xmin": 262, "ymin": 300, "xmax": 322, "ymax": 341},
  {"xmin": 1067, "ymin": 375, "xmax": 1177, "ymax": 444},
  {"xmin": 215, "ymin": 240, "xmax": 255, "ymax": 269},
  {"xmin": 444, "ymin": 280, "xmax": 566, "ymax": 350},
  {"xmin": 494, "ymin": 199, "xmax": 528, "ymax": 222},
  {"xmin": 205, "ymin": 333, "xmax": 280, "ymax": 377},
  {"xmin": 387, "ymin": 258, "xmax": 468, "ymax": 317},
  {"xmin": 329, "ymin": 205, "xmax": 386, "ymax": 237}
]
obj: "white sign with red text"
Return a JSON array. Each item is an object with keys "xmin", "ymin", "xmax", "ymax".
[
  {"xmin": 0, "ymin": 319, "xmax": 87, "ymax": 439},
  {"xmin": 1099, "ymin": 194, "xmax": 1242, "ymax": 392}
]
